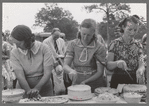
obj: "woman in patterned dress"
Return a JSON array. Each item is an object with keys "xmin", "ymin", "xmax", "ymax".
[{"xmin": 106, "ymin": 16, "xmax": 145, "ymax": 88}]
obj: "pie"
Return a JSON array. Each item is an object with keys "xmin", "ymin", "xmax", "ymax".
[
  {"xmin": 20, "ymin": 97, "xmax": 68, "ymax": 104},
  {"xmin": 94, "ymin": 92, "xmax": 119, "ymax": 103},
  {"xmin": 94, "ymin": 87, "xmax": 118, "ymax": 95}
]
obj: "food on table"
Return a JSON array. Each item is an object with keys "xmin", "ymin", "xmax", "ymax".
[
  {"xmin": 20, "ymin": 97, "xmax": 68, "ymax": 103},
  {"xmin": 94, "ymin": 87, "xmax": 118, "ymax": 95},
  {"xmin": 95, "ymin": 92, "xmax": 118, "ymax": 103},
  {"xmin": 2, "ymin": 89, "xmax": 25, "ymax": 103},
  {"xmin": 123, "ymin": 92, "xmax": 143, "ymax": 103},
  {"xmin": 68, "ymin": 85, "xmax": 92, "ymax": 100},
  {"xmin": 123, "ymin": 84, "xmax": 147, "ymax": 93},
  {"xmin": 42, "ymin": 97, "xmax": 68, "ymax": 103},
  {"xmin": 122, "ymin": 84, "xmax": 147, "ymax": 102}
]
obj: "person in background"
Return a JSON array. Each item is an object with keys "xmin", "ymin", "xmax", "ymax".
[
  {"xmin": 2, "ymin": 32, "xmax": 15, "ymax": 90},
  {"xmin": 43, "ymin": 28, "xmax": 66, "ymax": 59},
  {"xmin": 63, "ymin": 18, "xmax": 107, "ymax": 92},
  {"xmin": 60, "ymin": 32, "xmax": 68, "ymax": 54},
  {"xmin": 43, "ymin": 28, "xmax": 66, "ymax": 95},
  {"xmin": 60, "ymin": 33, "xmax": 66, "ymax": 40},
  {"xmin": 141, "ymin": 34, "xmax": 147, "ymax": 84},
  {"xmin": 96, "ymin": 34, "xmax": 107, "ymax": 48},
  {"xmin": 106, "ymin": 16, "xmax": 145, "ymax": 88},
  {"xmin": 10, "ymin": 25, "xmax": 54, "ymax": 98}
]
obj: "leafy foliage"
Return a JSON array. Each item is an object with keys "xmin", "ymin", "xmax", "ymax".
[
  {"xmin": 34, "ymin": 3, "xmax": 79, "ymax": 40},
  {"xmin": 84, "ymin": 3, "xmax": 131, "ymax": 44}
]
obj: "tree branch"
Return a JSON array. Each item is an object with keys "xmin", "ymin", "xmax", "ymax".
[
  {"xmin": 94, "ymin": 7, "xmax": 107, "ymax": 13},
  {"xmin": 111, "ymin": 9, "xmax": 118, "ymax": 14}
]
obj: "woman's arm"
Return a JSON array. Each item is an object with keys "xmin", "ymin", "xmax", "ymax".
[
  {"xmin": 10, "ymin": 52, "xmax": 30, "ymax": 92},
  {"xmin": 34, "ymin": 44, "xmax": 54, "ymax": 91},
  {"xmin": 63, "ymin": 57, "xmax": 77, "ymax": 85},
  {"xmin": 81, "ymin": 61, "xmax": 104, "ymax": 84},
  {"xmin": 63, "ymin": 57, "xmax": 75, "ymax": 74},
  {"xmin": 34, "ymin": 65, "xmax": 53, "ymax": 91},
  {"xmin": 106, "ymin": 52, "xmax": 130, "ymax": 71},
  {"xmin": 106, "ymin": 52, "xmax": 117, "ymax": 71},
  {"xmin": 136, "ymin": 57, "xmax": 145, "ymax": 75},
  {"xmin": 14, "ymin": 69, "xmax": 30, "ymax": 92}
]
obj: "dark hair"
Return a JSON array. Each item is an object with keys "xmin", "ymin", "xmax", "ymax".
[
  {"xmin": 51, "ymin": 28, "xmax": 60, "ymax": 34},
  {"xmin": 11, "ymin": 25, "xmax": 35, "ymax": 49},
  {"xmin": 118, "ymin": 16, "xmax": 139, "ymax": 33},
  {"xmin": 132, "ymin": 15, "xmax": 140, "ymax": 20}
]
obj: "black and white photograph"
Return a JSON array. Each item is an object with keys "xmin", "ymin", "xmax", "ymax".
[{"xmin": 2, "ymin": 2, "xmax": 147, "ymax": 104}]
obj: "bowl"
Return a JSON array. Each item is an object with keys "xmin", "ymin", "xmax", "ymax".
[
  {"xmin": 2, "ymin": 89, "xmax": 25, "ymax": 103},
  {"xmin": 123, "ymin": 92, "xmax": 143, "ymax": 103}
]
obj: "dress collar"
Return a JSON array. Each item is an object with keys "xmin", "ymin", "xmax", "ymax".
[
  {"xmin": 119, "ymin": 37, "xmax": 135, "ymax": 45},
  {"xmin": 18, "ymin": 41, "xmax": 41, "ymax": 55},
  {"xmin": 76, "ymin": 39, "xmax": 96, "ymax": 48}
]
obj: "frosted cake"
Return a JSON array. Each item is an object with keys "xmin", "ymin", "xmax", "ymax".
[{"xmin": 68, "ymin": 85, "xmax": 92, "ymax": 100}]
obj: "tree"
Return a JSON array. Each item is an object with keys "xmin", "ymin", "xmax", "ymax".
[
  {"xmin": 135, "ymin": 18, "xmax": 147, "ymax": 40},
  {"xmin": 84, "ymin": 3, "xmax": 130, "ymax": 44},
  {"xmin": 34, "ymin": 3, "xmax": 79, "ymax": 40},
  {"xmin": 97, "ymin": 20, "xmax": 120, "ymax": 42}
]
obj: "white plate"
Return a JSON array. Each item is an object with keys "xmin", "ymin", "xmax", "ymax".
[{"xmin": 19, "ymin": 97, "xmax": 69, "ymax": 104}]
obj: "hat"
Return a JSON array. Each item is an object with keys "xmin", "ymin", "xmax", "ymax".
[{"xmin": 51, "ymin": 28, "xmax": 60, "ymax": 34}]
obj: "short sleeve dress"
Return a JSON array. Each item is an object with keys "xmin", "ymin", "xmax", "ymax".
[
  {"xmin": 65, "ymin": 38, "xmax": 107, "ymax": 92},
  {"xmin": 108, "ymin": 37, "xmax": 143, "ymax": 88},
  {"xmin": 10, "ymin": 41, "xmax": 54, "ymax": 96}
]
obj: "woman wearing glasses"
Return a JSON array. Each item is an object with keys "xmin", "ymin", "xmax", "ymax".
[
  {"xmin": 63, "ymin": 19, "xmax": 107, "ymax": 92},
  {"xmin": 106, "ymin": 16, "xmax": 145, "ymax": 88}
]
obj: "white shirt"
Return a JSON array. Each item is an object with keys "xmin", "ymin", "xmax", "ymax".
[{"xmin": 43, "ymin": 36, "xmax": 66, "ymax": 58}]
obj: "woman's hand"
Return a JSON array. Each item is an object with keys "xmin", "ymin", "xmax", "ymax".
[
  {"xmin": 68, "ymin": 70, "xmax": 77, "ymax": 85},
  {"xmin": 80, "ymin": 81, "xmax": 86, "ymax": 85},
  {"xmin": 136, "ymin": 67, "xmax": 145, "ymax": 84},
  {"xmin": 27, "ymin": 88, "xmax": 40, "ymax": 99},
  {"xmin": 116, "ymin": 60, "xmax": 130, "ymax": 71},
  {"xmin": 55, "ymin": 65, "xmax": 63, "ymax": 75}
]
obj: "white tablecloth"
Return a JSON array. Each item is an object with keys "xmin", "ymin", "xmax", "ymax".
[{"xmin": 19, "ymin": 94, "xmax": 146, "ymax": 104}]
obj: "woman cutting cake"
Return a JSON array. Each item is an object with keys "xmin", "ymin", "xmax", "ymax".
[{"xmin": 63, "ymin": 18, "xmax": 107, "ymax": 92}]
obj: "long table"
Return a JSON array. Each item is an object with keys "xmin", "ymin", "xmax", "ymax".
[{"xmin": 19, "ymin": 94, "xmax": 146, "ymax": 104}]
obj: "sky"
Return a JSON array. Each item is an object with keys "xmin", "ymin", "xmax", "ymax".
[{"xmin": 2, "ymin": 3, "xmax": 147, "ymax": 33}]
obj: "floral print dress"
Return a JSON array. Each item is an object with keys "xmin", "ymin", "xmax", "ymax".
[{"xmin": 108, "ymin": 37, "xmax": 143, "ymax": 88}]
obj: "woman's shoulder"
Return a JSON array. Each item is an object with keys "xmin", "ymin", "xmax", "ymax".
[
  {"xmin": 133, "ymin": 39, "xmax": 143, "ymax": 48},
  {"xmin": 67, "ymin": 39, "xmax": 78, "ymax": 45},
  {"xmin": 111, "ymin": 37, "xmax": 122, "ymax": 44},
  {"xmin": 37, "ymin": 41, "xmax": 49, "ymax": 49},
  {"xmin": 11, "ymin": 47, "xmax": 19, "ymax": 56}
]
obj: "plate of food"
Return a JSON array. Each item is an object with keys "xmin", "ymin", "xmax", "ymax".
[
  {"xmin": 93, "ymin": 92, "xmax": 119, "ymax": 103},
  {"xmin": 19, "ymin": 97, "xmax": 69, "ymax": 104},
  {"xmin": 94, "ymin": 87, "xmax": 118, "ymax": 96},
  {"xmin": 42, "ymin": 97, "xmax": 69, "ymax": 104}
]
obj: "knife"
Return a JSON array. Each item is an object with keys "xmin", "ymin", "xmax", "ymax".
[{"xmin": 125, "ymin": 69, "xmax": 133, "ymax": 81}]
